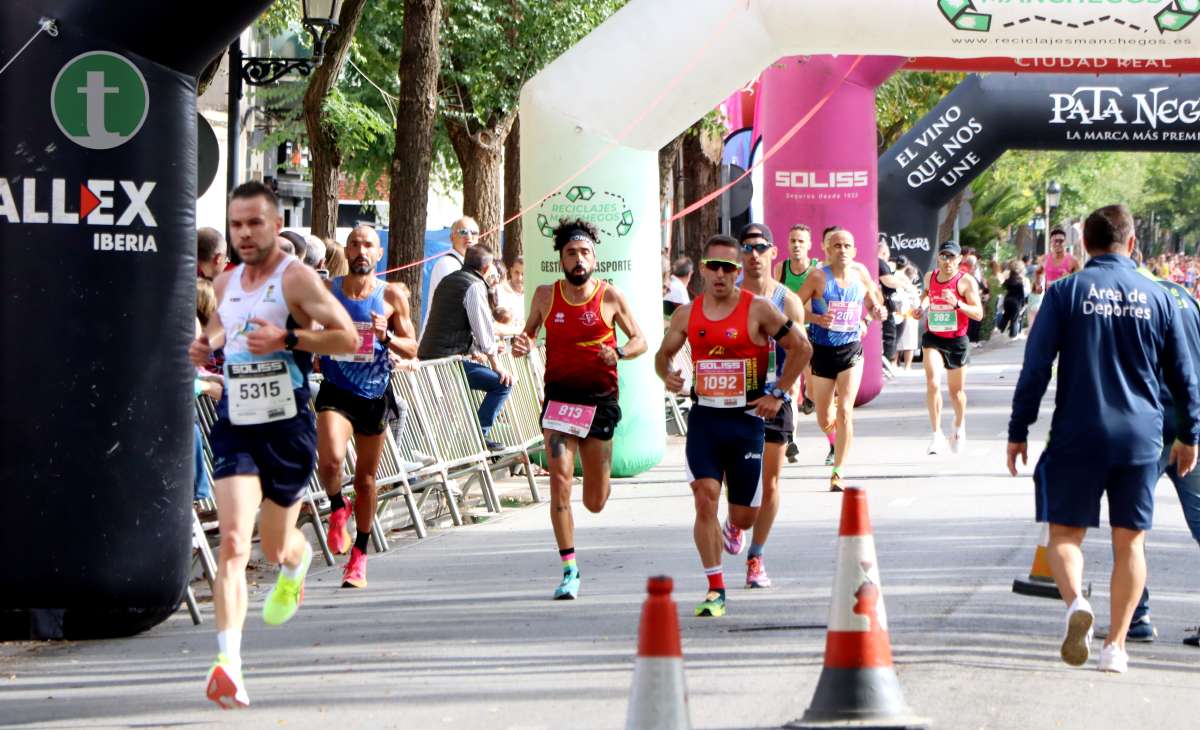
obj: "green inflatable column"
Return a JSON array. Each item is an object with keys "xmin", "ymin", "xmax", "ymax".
[{"xmin": 519, "ymin": 113, "xmax": 665, "ymax": 477}]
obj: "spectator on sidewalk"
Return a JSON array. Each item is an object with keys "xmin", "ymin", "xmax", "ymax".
[
  {"xmin": 418, "ymin": 243, "xmax": 512, "ymax": 450},
  {"xmin": 197, "ymin": 227, "xmax": 227, "ymax": 281},
  {"xmin": 423, "ymin": 216, "xmax": 480, "ymax": 332},
  {"xmin": 325, "ymin": 239, "xmax": 349, "ymax": 278},
  {"xmin": 664, "ymin": 256, "xmax": 693, "ymax": 309}
]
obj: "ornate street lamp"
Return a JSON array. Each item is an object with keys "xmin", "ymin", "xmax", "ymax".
[
  {"xmin": 238, "ymin": 0, "xmax": 343, "ymax": 86},
  {"xmin": 1043, "ymin": 180, "xmax": 1062, "ymax": 256},
  {"xmin": 225, "ymin": 1, "xmax": 342, "ymax": 240}
]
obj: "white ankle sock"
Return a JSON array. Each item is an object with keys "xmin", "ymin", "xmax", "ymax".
[
  {"xmin": 217, "ymin": 629, "xmax": 242, "ymax": 665},
  {"xmin": 280, "ymin": 542, "xmax": 312, "ymax": 580}
]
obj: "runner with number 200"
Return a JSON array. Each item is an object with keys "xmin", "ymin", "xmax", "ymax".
[{"xmin": 514, "ymin": 218, "xmax": 647, "ymax": 601}]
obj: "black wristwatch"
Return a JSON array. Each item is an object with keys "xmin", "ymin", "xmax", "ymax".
[
  {"xmin": 283, "ymin": 328, "xmax": 299, "ymax": 351},
  {"xmin": 615, "ymin": 346, "xmax": 627, "ymax": 360}
]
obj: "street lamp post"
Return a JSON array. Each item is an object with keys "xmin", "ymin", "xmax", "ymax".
[
  {"xmin": 225, "ymin": 0, "xmax": 342, "ymax": 205},
  {"xmin": 1043, "ymin": 179, "xmax": 1061, "ymax": 257}
]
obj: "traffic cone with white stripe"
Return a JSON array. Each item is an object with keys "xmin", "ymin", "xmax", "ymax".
[
  {"xmin": 625, "ymin": 576, "xmax": 690, "ymax": 730},
  {"xmin": 789, "ymin": 487, "xmax": 926, "ymax": 729},
  {"xmin": 1011, "ymin": 522, "xmax": 1091, "ymax": 600}
]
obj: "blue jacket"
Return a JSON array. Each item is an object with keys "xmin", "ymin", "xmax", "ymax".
[
  {"xmin": 1008, "ymin": 254, "xmax": 1200, "ymax": 463},
  {"xmin": 1149, "ymin": 274, "xmax": 1200, "ymax": 443}
]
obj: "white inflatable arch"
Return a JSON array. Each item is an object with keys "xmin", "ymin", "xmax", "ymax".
[{"xmin": 520, "ymin": 0, "xmax": 1200, "ymax": 476}]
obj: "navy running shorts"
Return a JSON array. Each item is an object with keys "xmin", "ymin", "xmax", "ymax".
[
  {"xmin": 209, "ymin": 404, "xmax": 317, "ymax": 508},
  {"xmin": 684, "ymin": 405, "xmax": 765, "ymax": 508},
  {"xmin": 1034, "ymin": 449, "xmax": 1159, "ymax": 531}
]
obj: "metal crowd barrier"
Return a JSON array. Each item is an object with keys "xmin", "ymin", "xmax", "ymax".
[{"xmin": 188, "ymin": 346, "xmax": 554, "ymax": 620}]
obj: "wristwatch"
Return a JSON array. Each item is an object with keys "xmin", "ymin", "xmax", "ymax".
[
  {"xmin": 615, "ymin": 345, "xmax": 627, "ymax": 360},
  {"xmin": 283, "ymin": 328, "xmax": 299, "ymax": 351},
  {"xmin": 768, "ymin": 386, "xmax": 791, "ymax": 403}
]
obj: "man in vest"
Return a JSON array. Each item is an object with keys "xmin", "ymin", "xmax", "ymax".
[
  {"xmin": 418, "ymin": 243, "xmax": 512, "ymax": 450},
  {"xmin": 422, "ymin": 216, "xmax": 480, "ymax": 333}
]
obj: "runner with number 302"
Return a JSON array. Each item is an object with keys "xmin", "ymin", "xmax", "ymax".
[{"xmin": 513, "ymin": 218, "xmax": 648, "ymax": 602}]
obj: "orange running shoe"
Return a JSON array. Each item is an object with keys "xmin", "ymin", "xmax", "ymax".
[{"xmin": 205, "ymin": 654, "xmax": 249, "ymax": 708}]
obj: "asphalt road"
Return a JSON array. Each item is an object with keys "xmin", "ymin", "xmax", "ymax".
[{"xmin": 3, "ymin": 336, "xmax": 1199, "ymax": 729}]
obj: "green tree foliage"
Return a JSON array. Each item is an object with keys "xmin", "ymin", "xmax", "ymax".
[{"xmin": 875, "ymin": 71, "xmax": 964, "ymax": 155}]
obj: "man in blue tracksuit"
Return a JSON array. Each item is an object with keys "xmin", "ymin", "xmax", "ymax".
[
  {"xmin": 1007, "ymin": 204, "xmax": 1200, "ymax": 674},
  {"xmin": 1124, "ymin": 267, "xmax": 1200, "ymax": 646}
]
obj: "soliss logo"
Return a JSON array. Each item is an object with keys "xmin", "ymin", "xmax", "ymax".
[{"xmin": 774, "ymin": 171, "xmax": 869, "ymax": 189}]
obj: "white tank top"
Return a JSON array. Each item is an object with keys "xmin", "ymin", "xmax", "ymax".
[{"xmin": 219, "ymin": 255, "xmax": 304, "ymax": 389}]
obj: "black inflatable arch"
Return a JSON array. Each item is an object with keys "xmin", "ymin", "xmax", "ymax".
[
  {"xmin": 0, "ymin": 1, "xmax": 270, "ymax": 638},
  {"xmin": 879, "ymin": 73, "xmax": 1200, "ymax": 272}
]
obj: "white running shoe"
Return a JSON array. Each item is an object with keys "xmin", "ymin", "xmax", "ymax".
[
  {"xmin": 926, "ymin": 431, "xmax": 948, "ymax": 455},
  {"xmin": 1098, "ymin": 643, "xmax": 1128, "ymax": 673},
  {"xmin": 950, "ymin": 429, "xmax": 966, "ymax": 454},
  {"xmin": 1061, "ymin": 597, "xmax": 1095, "ymax": 667}
]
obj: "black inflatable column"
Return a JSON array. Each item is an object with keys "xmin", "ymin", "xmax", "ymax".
[{"xmin": 0, "ymin": 1, "xmax": 270, "ymax": 639}]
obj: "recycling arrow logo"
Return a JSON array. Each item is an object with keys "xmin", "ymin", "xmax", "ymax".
[
  {"xmin": 1156, "ymin": 0, "xmax": 1200, "ymax": 32},
  {"xmin": 938, "ymin": 0, "xmax": 991, "ymax": 32}
]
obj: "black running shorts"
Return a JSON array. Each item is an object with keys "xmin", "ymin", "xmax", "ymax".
[
  {"xmin": 921, "ymin": 332, "xmax": 970, "ymax": 370},
  {"xmin": 540, "ymin": 393, "xmax": 622, "ymax": 441},
  {"xmin": 810, "ymin": 341, "xmax": 864, "ymax": 380},
  {"xmin": 764, "ymin": 397, "xmax": 794, "ymax": 444},
  {"xmin": 315, "ymin": 379, "xmax": 388, "ymax": 436}
]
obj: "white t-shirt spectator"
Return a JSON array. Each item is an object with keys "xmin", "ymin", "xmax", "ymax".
[{"xmin": 664, "ymin": 276, "xmax": 690, "ymax": 306}]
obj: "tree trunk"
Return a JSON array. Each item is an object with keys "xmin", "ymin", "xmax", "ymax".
[
  {"xmin": 388, "ymin": 0, "xmax": 442, "ymax": 309},
  {"xmin": 445, "ymin": 113, "xmax": 515, "ymax": 250},
  {"xmin": 682, "ymin": 125, "xmax": 722, "ymax": 296},
  {"xmin": 659, "ymin": 133, "xmax": 685, "ymax": 258},
  {"xmin": 303, "ymin": 0, "xmax": 368, "ymax": 240},
  {"xmin": 502, "ymin": 114, "xmax": 522, "ymax": 267}
]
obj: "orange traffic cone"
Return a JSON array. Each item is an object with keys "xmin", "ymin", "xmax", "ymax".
[
  {"xmin": 625, "ymin": 576, "xmax": 691, "ymax": 730},
  {"xmin": 1012, "ymin": 522, "xmax": 1091, "ymax": 600},
  {"xmin": 789, "ymin": 487, "xmax": 926, "ymax": 729}
]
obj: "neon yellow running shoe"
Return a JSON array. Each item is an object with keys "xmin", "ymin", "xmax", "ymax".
[
  {"xmin": 205, "ymin": 654, "xmax": 249, "ymax": 708},
  {"xmin": 262, "ymin": 543, "xmax": 311, "ymax": 626},
  {"xmin": 694, "ymin": 590, "xmax": 726, "ymax": 618}
]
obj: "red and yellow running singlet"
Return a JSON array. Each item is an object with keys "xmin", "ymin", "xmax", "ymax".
[
  {"xmin": 543, "ymin": 280, "xmax": 618, "ymax": 399},
  {"xmin": 687, "ymin": 289, "xmax": 770, "ymax": 408}
]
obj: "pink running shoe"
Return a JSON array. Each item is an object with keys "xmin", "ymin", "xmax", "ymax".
[
  {"xmin": 722, "ymin": 518, "xmax": 745, "ymax": 556},
  {"xmin": 327, "ymin": 497, "xmax": 354, "ymax": 555},
  {"xmin": 341, "ymin": 546, "xmax": 368, "ymax": 588},
  {"xmin": 746, "ymin": 556, "xmax": 772, "ymax": 589}
]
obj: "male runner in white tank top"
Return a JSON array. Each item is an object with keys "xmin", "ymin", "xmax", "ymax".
[{"xmin": 189, "ymin": 182, "xmax": 358, "ymax": 708}]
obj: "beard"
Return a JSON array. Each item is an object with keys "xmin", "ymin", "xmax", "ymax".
[
  {"xmin": 565, "ymin": 266, "xmax": 592, "ymax": 286},
  {"xmin": 351, "ymin": 256, "xmax": 373, "ymax": 275}
]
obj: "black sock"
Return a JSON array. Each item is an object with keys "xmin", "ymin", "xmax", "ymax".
[
  {"xmin": 354, "ymin": 530, "xmax": 371, "ymax": 553},
  {"xmin": 329, "ymin": 492, "xmax": 346, "ymax": 512},
  {"xmin": 558, "ymin": 546, "xmax": 575, "ymax": 558}
]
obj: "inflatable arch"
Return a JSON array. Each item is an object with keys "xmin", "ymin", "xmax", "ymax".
[
  {"xmin": 880, "ymin": 72, "xmax": 1200, "ymax": 274},
  {"xmin": 0, "ymin": 1, "xmax": 271, "ymax": 638},
  {"xmin": 520, "ymin": 0, "xmax": 1200, "ymax": 476}
]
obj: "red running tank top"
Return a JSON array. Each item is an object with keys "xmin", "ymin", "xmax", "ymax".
[
  {"xmin": 543, "ymin": 280, "xmax": 618, "ymax": 400},
  {"xmin": 927, "ymin": 270, "xmax": 970, "ymax": 339},
  {"xmin": 688, "ymin": 288, "xmax": 770, "ymax": 403}
]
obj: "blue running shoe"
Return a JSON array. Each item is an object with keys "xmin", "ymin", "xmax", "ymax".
[{"xmin": 554, "ymin": 567, "xmax": 580, "ymax": 600}]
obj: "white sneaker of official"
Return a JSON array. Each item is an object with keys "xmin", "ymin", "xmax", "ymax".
[
  {"xmin": 1098, "ymin": 643, "xmax": 1129, "ymax": 673},
  {"xmin": 926, "ymin": 431, "xmax": 948, "ymax": 455},
  {"xmin": 1061, "ymin": 597, "xmax": 1095, "ymax": 667}
]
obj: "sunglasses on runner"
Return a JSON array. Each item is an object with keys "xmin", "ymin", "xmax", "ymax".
[
  {"xmin": 702, "ymin": 258, "xmax": 741, "ymax": 273},
  {"xmin": 741, "ymin": 242, "xmax": 772, "ymax": 255},
  {"xmin": 938, "ymin": 252, "xmax": 959, "ymax": 260},
  {"xmin": 455, "ymin": 228, "xmax": 480, "ymax": 237}
]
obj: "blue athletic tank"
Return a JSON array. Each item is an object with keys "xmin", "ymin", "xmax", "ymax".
[
  {"xmin": 809, "ymin": 266, "xmax": 865, "ymax": 347},
  {"xmin": 320, "ymin": 277, "xmax": 391, "ymax": 399}
]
